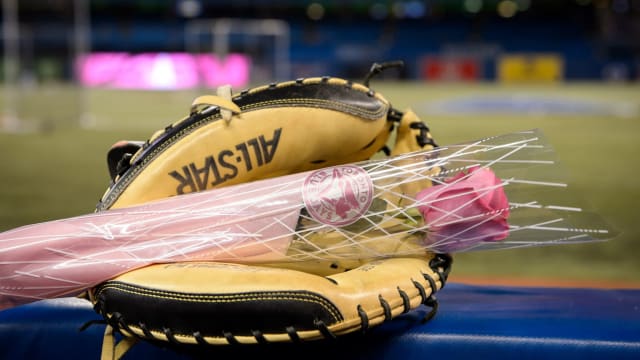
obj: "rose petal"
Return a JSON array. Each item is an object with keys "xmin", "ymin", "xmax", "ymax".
[{"xmin": 416, "ymin": 166, "xmax": 510, "ymax": 252}]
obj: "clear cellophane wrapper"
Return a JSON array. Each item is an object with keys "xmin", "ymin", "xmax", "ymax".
[{"xmin": 0, "ymin": 129, "xmax": 615, "ymax": 309}]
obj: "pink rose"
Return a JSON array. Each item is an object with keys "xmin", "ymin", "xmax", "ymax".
[{"xmin": 416, "ymin": 166, "xmax": 510, "ymax": 252}]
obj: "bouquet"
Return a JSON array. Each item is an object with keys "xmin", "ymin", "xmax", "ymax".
[{"xmin": 0, "ymin": 129, "xmax": 615, "ymax": 310}]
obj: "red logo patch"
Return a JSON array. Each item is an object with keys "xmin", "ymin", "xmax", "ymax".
[{"xmin": 302, "ymin": 165, "xmax": 373, "ymax": 226}]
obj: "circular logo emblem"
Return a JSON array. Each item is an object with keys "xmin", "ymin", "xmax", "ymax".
[{"xmin": 302, "ymin": 165, "xmax": 373, "ymax": 226}]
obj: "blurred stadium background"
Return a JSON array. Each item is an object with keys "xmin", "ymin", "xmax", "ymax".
[{"xmin": 0, "ymin": 0, "xmax": 639, "ymax": 285}]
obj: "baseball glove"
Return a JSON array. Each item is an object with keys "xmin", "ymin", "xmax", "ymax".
[{"xmin": 86, "ymin": 62, "xmax": 451, "ymax": 358}]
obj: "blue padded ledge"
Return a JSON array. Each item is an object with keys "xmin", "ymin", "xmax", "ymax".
[{"xmin": 1, "ymin": 283, "xmax": 639, "ymax": 359}]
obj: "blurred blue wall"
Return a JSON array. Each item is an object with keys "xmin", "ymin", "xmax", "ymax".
[{"xmin": 6, "ymin": 1, "xmax": 639, "ymax": 82}]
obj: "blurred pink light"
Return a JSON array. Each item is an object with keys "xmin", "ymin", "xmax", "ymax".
[
  {"xmin": 198, "ymin": 54, "xmax": 251, "ymax": 89},
  {"xmin": 77, "ymin": 52, "xmax": 251, "ymax": 90}
]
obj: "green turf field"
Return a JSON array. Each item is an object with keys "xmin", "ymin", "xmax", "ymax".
[{"xmin": 1, "ymin": 82, "xmax": 639, "ymax": 285}]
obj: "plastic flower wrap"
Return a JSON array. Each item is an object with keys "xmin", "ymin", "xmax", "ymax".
[{"xmin": 0, "ymin": 129, "xmax": 616, "ymax": 310}]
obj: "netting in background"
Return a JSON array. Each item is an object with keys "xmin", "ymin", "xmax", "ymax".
[{"xmin": 185, "ymin": 18, "xmax": 291, "ymax": 87}]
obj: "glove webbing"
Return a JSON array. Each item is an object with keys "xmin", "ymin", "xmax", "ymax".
[{"xmin": 382, "ymin": 108, "xmax": 437, "ymax": 156}]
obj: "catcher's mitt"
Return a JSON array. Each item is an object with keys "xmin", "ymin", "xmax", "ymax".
[{"xmin": 86, "ymin": 62, "xmax": 451, "ymax": 358}]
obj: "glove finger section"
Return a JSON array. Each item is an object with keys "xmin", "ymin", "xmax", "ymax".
[
  {"xmin": 92, "ymin": 262, "xmax": 344, "ymax": 344},
  {"xmin": 90, "ymin": 255, "xmax": 450, "ymax": 345},
  {"xmin": 326, "ymin": 256, "xmax": 444, "ymax": 333}
]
